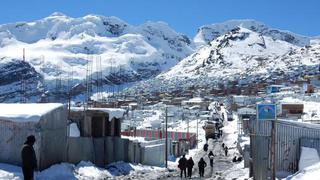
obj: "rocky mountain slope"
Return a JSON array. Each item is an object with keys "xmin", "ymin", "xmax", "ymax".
[
  {"xmin": 0, "ymin": 14, "xmax": 318, "ymax": 101},
  {"xmin": 194, "ymin": 19, "xmax": 310, "ymax": 47},
  {"xmin": 0, "ymin": 12, "xmax": 194, "ymax": 102},
  {"xmin": 129, "ymin": 27, "xmax": 319, "ymax": 94}
]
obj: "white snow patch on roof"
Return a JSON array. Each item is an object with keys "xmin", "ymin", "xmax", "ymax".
[
  {"xmin": 0, "ymin": 103, "xmax": 64, "ymax": 122},
  {"xmin": 238, "ymin": 107, "xmax": 256, "ymax": 115},
  {"xmin": 71, "ymin": 107, "xmax": 126, "ymax": 121}
]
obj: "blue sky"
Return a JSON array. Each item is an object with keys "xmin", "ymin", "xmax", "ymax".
[{"xmin": 0, "ymin": 0, "xmax": 319, "ymax": 37}]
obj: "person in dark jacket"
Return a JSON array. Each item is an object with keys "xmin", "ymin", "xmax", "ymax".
[
  {"xmin": 224, "ymin": 146, "xmax": 229, "ymax": 156},
  {"xmin": 208, "ymin": 151, "xmax": 214, "ymax": 167},
  {"xmin": 203, "ymin": 143, "xmax": 208, "ymax": 152},
  {"xmin": 198, "ymin": 157, "xmax": 207, "ymax": 177},
  {"xmin": 186, "ymin": 157, "xmax": 194, "ymax": 178},
  {"xmin": 178, "ymin": 155, "xmax": 187, "ymax": 178},
  {"xmin": 21, "ymin": 135, "xmax": 37, "ymax": 180}
]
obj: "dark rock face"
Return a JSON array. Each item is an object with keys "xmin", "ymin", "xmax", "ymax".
[
  {"xmin": 0, "ymin": 59, "xmax": 43, "ymax": 102},
  {"xmin": 0, "ymin": 60, "xmax": 42, "ymax": 86}
]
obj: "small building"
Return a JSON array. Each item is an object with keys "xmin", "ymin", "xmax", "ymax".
[
  {"xmin": 302, "ymin": 83, "xmax": 315, "ymax": 93},
  {"xmin": 280, "ymin": 103, "xmax": 304, "ymax": 119},
  {"xmin": 69, "ymin": 107, "xmax": 126, "ymax": 137},
  {"xmin": 0, "ymin": 103, "xmax": 67, "ymax": 170},
  {"xmin": 181, "ymin": 97, "xmax": 209, "ymax": 110},
  {"xmin": 67, "ymin": 107, "xmax": 128, "ymax": 167},
  {"xmin": 237, "ymin": 107, "xmax": 256, "ymax": 134}
]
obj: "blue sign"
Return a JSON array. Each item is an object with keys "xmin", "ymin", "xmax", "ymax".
[{"xmin": 257, "ymin": 104, "xmax": 276, "ymax": 120}]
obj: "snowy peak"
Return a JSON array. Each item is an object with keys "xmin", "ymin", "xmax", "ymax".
[
  {"xmin": 194, "ymin": 19, "xmax": 310, "ymax": 47},
  {"xmin": 0, "ymin": 13, "xmax": 133, "ymax": 43},
  {"xmin": 164, "ymin": 26, "xmax": 297, "ymax": 78},
  {"xmin": 145, "ymin": 26, "xmax": 320, "ymax": 93},
  {"xmin": 0, "ymin": 13, "xmax": 195, "ymax": 102}
]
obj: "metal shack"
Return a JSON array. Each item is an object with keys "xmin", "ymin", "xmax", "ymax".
[{"xmin": 0, "ymin": 103, "xmax": 67, "ymax": 170}]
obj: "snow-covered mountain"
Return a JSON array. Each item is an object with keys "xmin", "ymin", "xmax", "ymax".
[
  {"xmin": 194, "ymin": 19, "xmax": 310, "ymax": 47},
  {"xmin": 0, "ymin": 14, "xmax": 318, "ymax": 101},
  {"xmin": 0, "ymin": 12, "xmax": 194, "ymax": 102},
  {"xmin": 129, "ymin": 27, "xmax": 319, "ymax": 94}
]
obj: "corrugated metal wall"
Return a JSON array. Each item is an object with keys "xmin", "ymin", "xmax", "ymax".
[{"xmin": 250, "ymin": 120, "xmax": 320, "ymax": 179}]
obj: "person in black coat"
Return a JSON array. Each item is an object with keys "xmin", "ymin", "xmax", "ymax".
[
  {"xmin": 178, "ymin": 155, "xmax": 187, "ymax": 178},
  {"xmin": 203, "ymin": 143, "xmax": 208, "ymax": 152},
  {"xmin": 198, "ymin": 157, "xmax": 207, "ymax": 177},
  {"xmin": 21, "ymin": 135, "xmax": 37, "ymax": 180},
  {"xmin": 224, "ymin": 146, "xmax": 229, "ymax": 156},
  {"xmin": 186, "ymin": 157, "xmax": 194, "ymax": 178},
  {"xmin": 208, "ymin": 151, "xmax": 214, "ymax": 168}
]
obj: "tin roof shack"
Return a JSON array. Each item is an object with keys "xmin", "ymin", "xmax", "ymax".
[
  {"xmin": 280, "ymin": 103, "xmax": 304, "ymax": 119},
  {"xmin": 266, "ymin": 85, "xmax": 284, "ymax": 94},
  {"xmin": 302, "ymin": 83, "xmax": 315, "ymax": 94},
  {"xmin": 0, "ymin": 103, "xmax": 67, "ymax": 170},
  {"xmin": 69, "ymin": 107, "xmax": 126, "ymax": 137},
  {"xmin": 237, "ymin": 107, "xmax": 256, "ymax": 135},
  {"xmin": 181, "ymin": 97, "xmax": 209, "ymax": 111},
  {"xmin": 232, "ymin": 95, "xmax": 256, "ymax": 109}
]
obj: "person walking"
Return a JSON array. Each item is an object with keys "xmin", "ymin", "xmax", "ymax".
[
  {"xmin": 224, "ymin": 146, "xmax": 229, "ymax": 156},
  {"xmin": 198, "ymin": 157, "xmax": 207, "ymax": 178},
  {"xmin": 203, "ymin": 143, "xmax": 208, "ymax": 152},
  {"xmin": 178, "ymin": 155, "xmax": 187, "ymax": 178},
  {"xmin": 208, "ymin": 151, "xmax": 214, "ymax": 168},
  {"xmin": 186, "ymin": 157, "xmax": 194, "ymax": 178},
  {"xmin": 21, "ymin": 135, "xmax": 37, "ymax": 180}
]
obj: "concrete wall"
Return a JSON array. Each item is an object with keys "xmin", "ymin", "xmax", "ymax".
[
  {"xmin": 39, "ymin": 105, "xmax": 67, "ymax": 170},
  {"xmin": 0, "ymin": 105, "xmax": 67, "ymax": 170},
  {"xmin": 0, "ymin": 121, "xmax": 39, "ymax": 167},
  {"xmin": 67, "ymin": 137, "xmax": 130, "ymax": 166},
  {"xmin": 128, "ymin": 141, "xmax": 141, "ymax": 164},
  {"xmin": 67, "ymin": 137, "xmax": 95, "ymax": 164},
  {"xmin": 141, "ymin": 143, "xmax": 165, "ymax": 166}
]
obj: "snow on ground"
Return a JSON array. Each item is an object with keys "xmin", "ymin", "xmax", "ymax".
[
  {"xmin": 0, "ymin": 161, "xmax": 169, "ymax": 180},
  {"xmin": 284, "ymin": 162, "xmax": 320, "ymax": 180},
  {"xmin": 0, "ymin": 103, "xmax": 250, "ymax": 180},
  {"xmin": 298, "ymin": 147, "xmax": 320, "ymax": 171},
  {"xmin": 165, "ymin": 106, "xmax": 249, "ymax": 179}
]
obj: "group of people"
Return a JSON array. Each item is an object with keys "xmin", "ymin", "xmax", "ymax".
[
  {"xmin": 178, "ymin": 154, "xmax": 209, "ymax": 178},
  {"xmin": 178, "ymin": 155, "xmax": 194, "ymax": 178},
  {"xmin": 178, "ymin": 141, "xmax": 231, "ymax": 178}
]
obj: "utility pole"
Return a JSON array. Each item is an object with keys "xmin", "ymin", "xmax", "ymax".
[
  {"xmin": 187, "ymin": 115, "xmax": 189, "ymax": 140},
  {"xmin": 165, "ymin": 106, "xmax": 168, "ymax": 168},
  {"xmin": 197, "ymin": 118, "xmax": 199, "ymax": 149}
]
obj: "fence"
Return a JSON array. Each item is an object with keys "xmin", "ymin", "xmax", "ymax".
[{"xmin": 249, "ymin": 119, "xmax": 320, "ymax": 179}]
